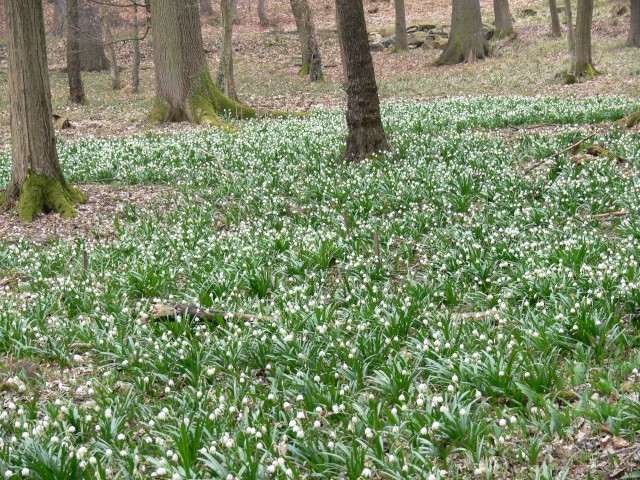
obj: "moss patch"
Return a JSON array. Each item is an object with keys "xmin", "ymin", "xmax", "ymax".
[
  {"xmin": 299, "ymin": 62, "xmax": 310, "ymax": 76},
  {"xmin": 18, "ymin": 170, "xmax": 87, "ymax": 223}
]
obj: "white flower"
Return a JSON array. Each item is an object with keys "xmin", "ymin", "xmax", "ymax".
[
  {"xmin": 499, "ymin": 418, "xmax": 507, "ymax": 427},
  {"xmin": 432, "ymin": 421, "xmax": 440, "ymax": 430},
  {"xmin": 362, "ymin": 467, "xmax": 372, "ymax": 477}
]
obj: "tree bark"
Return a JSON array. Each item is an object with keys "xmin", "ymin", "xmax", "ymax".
[
  {"xmin": 101, "ymin": 6, "xmax": 121, "ymax": 90},
  {"xmin": 573, "ymin": 0, "xmax": 595, "ymax": 79},
  {"xmin": 432, "ymin": 0, "xmax": 488, "ymax": 65},
  {"xmin": 67, "ymin": 0, "xmax": 87, "ymax": 104},
  {"xmin": 628, "ymin": 0, "xmax": 640, "ymax": 47},
  {"xmin": 290, "ymin": 0, "xmax": 323, "ymax": 81},
  {"xmin": 565, "ymin": 0, "xmax": 575, "ymax": 72},
  {"xmin": 52, "ymin": 0, "xmax": 67, "ymax": 36},
  {"xmin": 493, "ymin": 0, "xmax": 515, "ymax": 39},
  {"xmin": 200, "ymin": 0, "xmax": 214, "ymax": 16},
  {"xmin": 79, "ymin": 0, "xmax": 109, "ymax": 71},
  {"xmin": 549, "ymin": 0, "xmax": 562, "ymax": 37},
  {"xmin": 151, "ymin": 0, "xmax": 264, "ymax": 124},
  {"xmin": 2, "ymin": 0, "xmax": 86, "ymax": 222},
  {"xmin": 258, "ymin": 0, "xmax": 269, "ymax": 26},
  {"xmin": 132, "ymin": 4, "xmax": 140, "ymax": 92},
  {"xmin": 216, "ymin": 0, "xmax": 236, "ymax": 99},
  {"xmin": 394, "ymin": 0, "xmax": 407, "ymax": 51},
  {"xmin": 231, "ymin": 0, "xmax": 239, "ymax": 24},
  {"xmin": 336, "ymin": 0, "xmax": 389, "ymax": 162}
]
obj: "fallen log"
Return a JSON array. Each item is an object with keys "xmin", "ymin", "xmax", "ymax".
[{"xmin": 149, "ymin": 303, "xmax": 273, "ymax": 324}]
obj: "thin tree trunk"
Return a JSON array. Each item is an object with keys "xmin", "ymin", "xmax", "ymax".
[
  {"xmin": 394, "ymin": 0, "xmax": 407, "ymax": 51},
  {"xmin": 79, "ymin": 0, "xmax": 109, "ymax": 71},
  {"xmin": 101, "ymin": 6, "xmax": 121, "ymax": 90},
  {"xmin": 258, "ymin": 0, "xmax": 269, "ymax": 26},
  {"xmin": 628, "ymin": 0, "xmax": 640, "ymax": 47},
  {"xmin": 432, "ymin": 0, "xmax": 488, "ymax": 65},
  {"xmin": 67, "ymin": 0, "xmax": 87, "ymax": 104},
  {"xmin": 565, "ymin": 0, "xmax": 575, "ymax": 73},
  {"xmin": 549, "ymin": 0, "xmax": 562, "ymax": 37},
  {"xmin": 493, "ymin": 0, "xmax": 515, "ymax": 38},
  {"xmin": 52, "ymin": 0, "xmax": 67, "ymax": 36},
  {"xmin": 216, "ymin": 0, "xmax": 236, "ymax": 99},
  {"xmin": 290, "ymin": 0, "xmax": 322, "ymax": 80},
  {"xmin": 2, "ymin": 0, "xmax": 86, "ymax": 221},
  {"xmin": 336, "ymin": 6, "xmax": 347, "ymax": 85},
  {"xmin": 336, "ymin": 0, "xmax": 389, "ymax": 162},
  {"xmin": 573, "ymin": 0, "xmax": 595, "ymax": 78},
  {"xmin": 132, "ymin": 4, "xmax": 140, "ymax": 92},
  {"xmin": 231, "ymin": 0, "xmax": 239, "ymax": 24},
  {"xmin": 200, "ymin": 0, "xmax": 214, "ymax": 16}
]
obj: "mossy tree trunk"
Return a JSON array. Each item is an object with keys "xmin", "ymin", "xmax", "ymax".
[
  {"xmin": 2, "ymin": 0, "xmax": 87, "ymax": 222},
  {"xmin": 432, "ymin": 0, "xmax": 488, "ymax": 65},
  {"xmin": 101, "ymin": 5, "xmax": 121, "ymax": 90},
  {"xmin": 79, "ymin": 0, "xmax": 109, "ymax": 71},
  {"xmin": 336, "ymin": 0, "xmax": 389, "ymax": 162},
  {"xmin": 394, "ymin": 0, "xmax": 407, "ymax": 51},
  {"xmin": 200, "ymin": 0, "xmax": 214, "ymax": 17},
  {"xmin": 493, "ymin": 0, "xmax": 515, "ymax": 39},
  {"xmin": 564, "ymin": 0, "xmax": 575, "ymax": 73},
  {"xmin": 628, "ymin": 0, "xmax": 640, "ymax": 47},
  {"xmin": 258, "ymin": 0, "xmax": 269, "ymax": 26},
  {"xmin": 67, "ymin": 0, "xmax": 87, "ymax": 104},
  {"xmin": 573, "ymin": 0, "xmax": 596, "ymax": 79},
  {"xmin": 549, "ymin": 0, "xmax": 562, "ymax": 37},
  {"xmin": 216, "ymin": 0, "xmax": 236, "ymax": 99},
  {"xmin": 151, "ymin": 0, "xmax": 259, "ymax": 124},
  {"xmin": 290, "ymin": 0, "xmax": 323, "ymax": 81},
  {"xmin": 52, "ymin": 0, "xmax": 67, "ymax": 36}
]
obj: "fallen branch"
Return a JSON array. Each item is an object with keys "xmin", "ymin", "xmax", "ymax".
[
  {"xmin": 74, "ymin": 177, "xmax": 129, "ymax": 185},
  {"xmin": 524, "ymin": 133, "xmax": 597, "ymax": 173},
  {"xmin": 592, "ymin": 211, "xmax": 629, "ymax": 219},
  {"xmin": 199, "ymin": 148, "xmax": 238, "ymax": 180},
  {"xmin": 150, "ymin": 303, "xmax": 273, "ymax": 324}
]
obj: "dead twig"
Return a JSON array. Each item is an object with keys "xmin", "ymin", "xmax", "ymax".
[
  {"xmin": 524, "ymin": 133, "xmax": 597, "ymax": 173},
  {"xmin": 592, "ymin": 211, "xmax": 629, "ymax": 219},
  {"xmin": 150, "ymin": 303, "xmax": 273, "ymax": 324}
]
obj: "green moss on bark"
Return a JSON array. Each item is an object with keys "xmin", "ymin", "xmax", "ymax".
[
  {"xmin": 563, "ymin": 63, "xmax": 598, "ymax": 84},
  {"xmin": 492, "ymin": 28, "xmax": 516, "ymax": 40},
  {"xmin": 299, "ymin": 62, "xmax": 310, "ymax": 76},
  {"xmin": 17, "ymin": 170, "xmax": 87, "ymax": 223},
  {"xmin": 150, "ymin": 96, "xmax": 171, "ymax": 123}
]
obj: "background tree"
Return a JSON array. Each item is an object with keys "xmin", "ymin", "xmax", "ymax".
[
  {"xmin": 52, "ymin": 0, "xmax": 67, "ymax": 36},
  {"xmin": 216, "ymin": 0, "xmax": 236, "ymax": 99},
  {"xmin": 101, "ymin": 5, "xmax": 121, "ymax": 90},
  {"xmin": 493, "ymin": 0, "xmax": 515, "ymax": 38},
  {"xmin": 67, "ymin": 0, "xmax": 87, "ymax": 103},
  {"xmin": 549, "ymin": 0, "xmax": 562, "ymax": 37},
  {"xmin": 564, "ymin": 0, "xmax": 596, "ymax": 82},
  {"xmin": 290, "ymin": 0, "xmax": 323, "ymax": 81},
  {"xmin": 1, "ymin": 0, "xmax": 86, "ymax": 222},
  {"xmin": 79, "ymin": 0, "xmax": 109, "ymax": 71},
  {"xmin": 258, "ymin": 0, "xmax": 269, "ymax": 26},
  {"xmin": 393, "ymin": 0, "xmax": 407, "ymax": 52},
  {"xmin": 431, "ymin": 0, "xmax": 488, "ymax": 65},
  {"xmin": 628, "ymin": 0, "xmax": 640, "ymax": 47},
  {"xmin": 132, "ymin": 3, "xmax": 141, "ymax": 92},
  {"xmin": 151, "ymin": 0, "xmax": 277, "ymax": 124},
  {"xmin": 336, "ymin": 0, "xmax": 389, "ymax": 162},
  {"xmin": 200, "ymin": 0, "xmax": 214, "ymax": 16}
]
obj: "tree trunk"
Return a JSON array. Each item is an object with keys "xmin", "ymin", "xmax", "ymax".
[
  {"xmin": 52, "ymin": 0, "xmax": 67, "ymax": 36},
  {"xmin": 573, "ymin": 0, "xmax": 595, "ymax": 79},
  {"xmin": 258, "ymin": 0, "xmax": 269, "ymax": 26},
  {"xmin": 432, "ymin": 0, "xmax": 488, "ymax": 65},
  {"xmin": 493, "ymin": 0, "xmax": 515, "ymax": 39},
  {"xmin": 336, "ymin": 6, "xmax": 348, "ymax": 85},
  {"xmin": 101, "ymin": 6, "xmax": 121, "ymax": 90},
  {"xmin": 336, "ymin": 0, "xmax": 389, "ymax": 162},
  {"xmin": 393, "ymin": 0, "xmax": 407, "ymax": 51},
  {"xmin": 67, "ymin": 0, "xmax": 87, "ymax": 104},
  {"xmin": 231, "ymin": 0, "xmax": 239, "ymax": 24},
  {"xmin": 549, "ymin": 0, "xmax": 562, "ymax": 37},
  {"xmin": 290, "ymin": 0, "xmax": 323, "ymax": 80},
  {"xmin": 200, "ymin": 0, "xmax": 214, "ymax": 16},
  {"xmin": 2, "ymin": 0, "xmax": 86, "ymax": 222},
  {"xmin": 132, "ymin": 4, "xmax": 140, "ymax": 92},
  {"xmin": 151, "ymin": 0, "xmax": 263, "ymax": 124},
  {"xmin": 628, "ymin": 0, "xmax": 640, "ymax": 47},
  {"xmin": 216, "ymin": 0, "xmax": 236, "ymax": 99},
  {"xmin": 565, "ymin": 0, "xmax": 575, "ymax": 73},
  {"xmin": 79, "ymin": 0, "xmax": 110, "ymax": 71}
]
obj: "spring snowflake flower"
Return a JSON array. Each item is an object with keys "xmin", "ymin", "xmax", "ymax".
[{"xmin": 432, "ymin": 421, "xmax": 440, "ymax": 430}]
